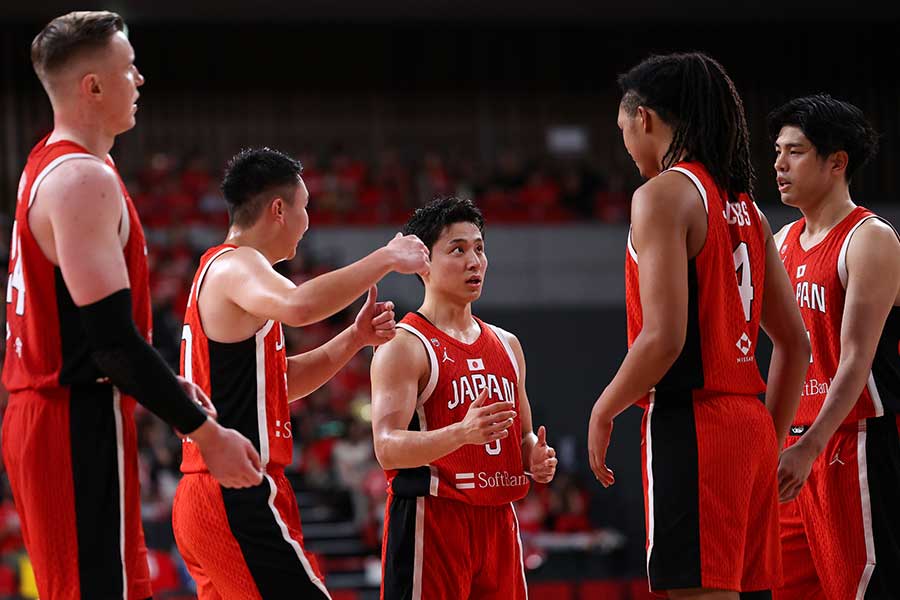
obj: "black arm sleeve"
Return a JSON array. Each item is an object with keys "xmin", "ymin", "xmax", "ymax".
[{"xmin": 79, "ymin": 288, "xmax": 207, "ymax": 435}]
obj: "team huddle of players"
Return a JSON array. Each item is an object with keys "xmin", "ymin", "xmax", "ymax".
[{"xmin": 2, "ymin": 10, "xmax": 899, "ymax": 600}]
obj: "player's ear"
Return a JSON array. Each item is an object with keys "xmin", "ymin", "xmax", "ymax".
[
  {"xmin": 81, "ymin": 73, "xmax": 102, "ymax": 99},
  {"xmin": 636, "ymin": 106, "xmax": 652, "ymax": 134},
  {"xmin": 270, "ymin": 197, "xmax": 285, "ymax": 224},
  {"xmin": 829, "ymin": 150, "xmax": 849, "ymax": 177}
]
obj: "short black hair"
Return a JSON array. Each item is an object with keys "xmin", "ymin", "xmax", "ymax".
[
  {"xmin": 618, "ymin": 52, "xmax": 754, "ymax": 202},
  {"xmin": 402, "ymin": 197, "xmax": 485, "ymax": 253},
  {"xmin": 767, "ymin": 94, "xmax": 879, "ymax": 182},
  {"xmin": 221, "ymin": 148, "xmax": 303, "ymax": 227}
]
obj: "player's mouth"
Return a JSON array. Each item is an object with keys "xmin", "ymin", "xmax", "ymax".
[
  {"xmin": 777, "ymin": 177, "xmax": 791, "ymax": 192},
  {"xmin": 466, "ymin": 275, "xmax": 482, "ymax": 288}
]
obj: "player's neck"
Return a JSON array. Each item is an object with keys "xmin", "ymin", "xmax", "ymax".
[
  {"xmin": 46, "ymin": 114, "xmax": 115, "ymax": 157},
  {"xmin": 418, "ymin": 296, "xmax": 476, "ymax": 337},
  {"xmin": 800, "ymin": 188, "xmax": 855, "ymax": 238},
  {"xmin": 224, "ymin": 227, "xmax": 283, "ymax": 265}
]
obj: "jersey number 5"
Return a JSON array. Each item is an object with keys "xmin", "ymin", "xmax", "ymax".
[
  {"xmin": 485, "ymin": 439, "xmax": 501, "ymax": 456},
  {"xmin": 733, "ymin": 242, "xmax": 754, "ymax": 322}
]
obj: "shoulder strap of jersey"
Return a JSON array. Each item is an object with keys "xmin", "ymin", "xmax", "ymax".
[
  {"xmin": 187, "ymin": 246, "xmax": 236, "ymax": 309},
  {"xmin": 485, "ymin": 322, "xmax": 520, "ymax": 381},
  {"xmin": 837, "ymin": 212, "xmax": 896, "ymax": 289},
  {"xmin": 396, "ymin": 321, "xmax": 439, "ymax": 407},
  {"xmin": 666, "ymin": 164, "xmax": 709, "ymax": 214},
  {"xmin": 28, "ymin": 152, "xmax": 103, "ymax": 209},
  {"xmin": 774, "ymin": 219, "xmax": 800, "ymax": 250}
]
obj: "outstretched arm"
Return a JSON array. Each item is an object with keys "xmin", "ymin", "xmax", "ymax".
[
  {"xmin": 287, "ymin": 286, "xmax": 396, "ymax": 401},
  {"xmin": 219, "ymin": 234, "xmax": 429, "ymax": 328}
]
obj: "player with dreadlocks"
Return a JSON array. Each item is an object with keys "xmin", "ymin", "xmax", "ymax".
[{"xmin": 587, "ymin": 52, "xmax": 810, "ymax": 599}]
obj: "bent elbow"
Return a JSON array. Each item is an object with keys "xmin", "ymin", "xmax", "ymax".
[
  {"xmin": 282, "ymin": 302, "xmax": 314, "ymax": 328},
  {"xmin": 374, "ymin": 440, "xmax": 396, "ymax": 471}
]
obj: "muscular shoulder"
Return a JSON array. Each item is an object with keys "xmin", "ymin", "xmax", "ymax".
[
  {"xmin": 371, "ymin": 327, "xmax": 429, "ymax": 386},
  {"xmin": 631, "ymin": 170, "xmax": 704, "ymax": 227},
  {"xmin": 848, "ymin": 218, "xmax": 900, "ymax": 264},
  {"xmin": 379, "ymin": 328, "xmax": 429, "ymax": 364},
  {"xmin": 38, "ymin": 157, "xmax": 120, "ymax": 215},
  {"xmin": 202, "ymin": 246, "xmax": 270, "ymax": 285}
]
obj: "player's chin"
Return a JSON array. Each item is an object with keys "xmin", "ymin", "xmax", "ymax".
[
  {"xmin": 462, "ymin": 287, "xmax": 483, "ymax": 301},
  {"xmin": 116, "ymin": 116, "xmax": 137, "ymax": 134},
  {"xmin": 779, "ymin": 192, "xmax": 800, "ymax": 208}
]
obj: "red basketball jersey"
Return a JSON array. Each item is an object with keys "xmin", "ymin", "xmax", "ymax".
[
  {"xmin": 179, "ymin": 245, "xmax": 292, "ymax": 473},
  {"xmin": 625, "ymin": 161, "xmax": 767, "ymax": 404},
  {"xmin": 386, "ymin": 312, "xmax": 529, "ymax": 506},
  {"xmin": 3, "ymin": 135, "xmax": 152, "ymax": 392},
  {"xmin": 778, "ymin": 206, "xmax": 900, "ymax": 425}
]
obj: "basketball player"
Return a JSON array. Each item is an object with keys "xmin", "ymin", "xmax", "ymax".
[
  {"xmin": 587, "ymin": 53, "xmax": 811, "ymax": 599},
  {"xmin": 769, "ymin": 95, "xmax": 900, "ymax": 599},
  {"xmin": 370, "ymin": 196, "xmax": 558, "ymax": 600},
  {"xmin": 171, "ymin": 147, "xmax": 430, "ymax": 599},
  {"xmin": 1, "ymin": 12, "xmax": 263, "ymax": 600}
]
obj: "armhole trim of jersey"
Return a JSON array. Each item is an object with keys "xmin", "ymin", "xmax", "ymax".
[
  {"xmin": 487, "ymin": 323, "xmax": 520, "ymax": 382},
  {"xmin": 667, "ymin": 166, "xmax": 708, "ymax": 214},
  {"xmin": 117, "ymin": 196, "xmax": 130, "ymax": 247},
  {"xmin": 192, "ymin": 247, "xmax": 237, "ymax": 306},
  {"xmin": 27, "ymin": 153, "xmax": 104, "ymax": 209},
  {"xmin": 627, "ymin": 226, "xmax": 638, "ymax": 264},
  {"xmin": 186, "ymin": 247, "xmax": 238, "ymax": 343},
  {"xmin": 774, "ymin": 219, "xmax": 798, "ymax": 252},
  {"xmin": 838, "ymin": 216, "xmax": 883, "ymax": 289},
  {"xmin": 396, "ymin": 323, "xmax": 439, "ymax": 407}
]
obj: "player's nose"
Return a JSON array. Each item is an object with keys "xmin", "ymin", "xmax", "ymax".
[{"xmin": 774, "ymin": 152, "xmax": 787, "ymax": 172}]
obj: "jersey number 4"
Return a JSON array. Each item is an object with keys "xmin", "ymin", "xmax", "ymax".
[
  {"xmin": 733, "ymin": 242, "xmax": 755, "ymax": 322},
  {"xmin": 6, "ymin": 222, "xmax": 26, "ymax": 316}
]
